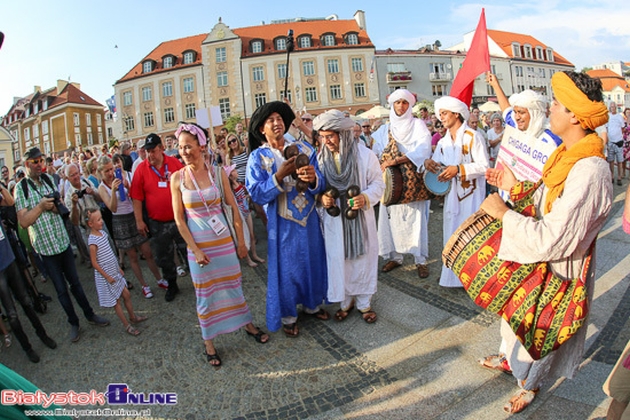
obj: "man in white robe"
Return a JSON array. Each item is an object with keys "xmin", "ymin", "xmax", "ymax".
[
  {"xmin": 426, "ymin": 96, "xmax": 489, "ymax": 287},
  {"xmin": 482, "ymin": 70, "xmax": 612, "ymax": 413},
  {"xmin": 315, "ymin": 110, "xmax": 385, "ymax": 323},
  {"xmin": 372, "ymin": 89, "xmax": 433, "ymax": 278}
]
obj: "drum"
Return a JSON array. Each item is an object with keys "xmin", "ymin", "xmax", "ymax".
[
  {"xmin": 423, "ymin": 170, "xmax": 451, "ymax": 196},
  {"xmin": 381, "ymin": 166, "xmax": 403, "ymax": 206}
]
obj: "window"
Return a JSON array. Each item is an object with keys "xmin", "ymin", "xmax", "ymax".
[
  {"xmin": 144, "ymin": 112, "xmax": 154, "ymax": 127},
  {"xmin": 432, "ymin": 85, "xmax": 446, "ymax": 97},
  {"xmin": 526, "ymin": 66, "xmax": 535, "ymax": 77},
  {"xmin": 164, "ymin": 107, "xmax": 175, "ymax": 123},
  {"xmin": 185, "ymin": 103, "xmax": 196, "ymax": 119},
  {"xmin": 163, "ymin": 56, "xmax": 174, "ymax": 68},
  {"xmin": 299, "ymin": 36, "xmax": 311, "ymax": 48},
  {"xmin": 539, "ymin": 68, "xmax": 546, "ymax": 78},
  {"xmin": 346, "ymin": 33, "xmax": 359, "ymax": 45},
  {"xmin": 142, "ymin": 61, "xmax": 153, "ymax": 73},
  {"xmin": 322, "ymin": 34, "xmax": 335, "ymax": 46},
  {"xmin": 277, "ymin": 63, "xmax": 287, "ymax": 79},
  {"xmin": 330, "ymin": 85, "xmax": 342, "ymax": 100},
  {"xmin": 546, "ymin": 48, "xmax": 554, "ymax": 62},
  {"xmin": 327, "ymin": 59, "xmax": 339, "ymax": 73},
  {"xmin": 124, "ymin": 116, "xmax": 135, "ymax": 131},
  {"xmin": 430, "ymin": 62, "xmax": 446, "ymax": 73},
  {"xmin": 280, "ymin": 90, "xmax": 292, "ymax": 103},
  {"xmin": 74, "ymin": 134, "xmax": 81, "ymax": 147},
  {"xmin": 107, "ymin": 127, "xmax": 113, "ymax": 137},
  {"xmin": 216, "ymin": 47, "xmax": 226, "ymax": 63},
  {"xmin": 42, "ymin": 120, "xmax": 49, "ymax": 135},
  {"xmin": 354, "ymin": 83, "xmax": 366, "ymax": 97},
  {"xmin": 183, "ymin": 77, "xmax": 194, "ymax": 93},
  {"xmin": 33, "ymin": 124, "xmax": 39, "ymax": 138},
  {"xmin": 24, "ymin": 127, "xmax": 30, "ymax": 141},
  {"xmin": 162, "ymin": 81, "xmax": 173, "ymax": 97},
  {"xmin": 512, "ymin": 43, "xmax": 521, "ymax": 58},
  {"xmin": 254, "ymin": 93, "xmax": 267, "ymax": 108},
  {"xmin": 73, "ymin": 113, "xmax": 80, "ymax": 126},
  {"xmin": 34, "ymin": 103, "xmax": 39, "ymax": 114},
  {"xmin": 251, "ymin": 41, "xmax": 263, "ymax": 53},
  {"xmin": 524, "ymin": 45, "xmax": 532, "ymax": 59},
  {"xmin": 42, "ymin": 101, "xmax": 48, "ymax": 111},
  {"xmin": 351, "ymin": 58, "xmax": 363, "ymax": 72},
  {"xmin": 142, "ymin": 86, "xmax": 152, "ymax": 102},
  {"xmin": 218, "ymin": 98, "xmax": 230, "ymax": 119},
  {"xmin": 305, "ymin": 87, "xmax": 317, "ymax": 102},
  {"xmin": 87, "ymin": 133, "xmax": 93, "ymax": 145},
  {"xmin": 252, "ymin": 66, "xmax": 264, "ymax": 81},
  {"xmin": 275, "ymin": 38, "xmax": 286, "ymax": 50},
  {"xmin": 85, "ymin": 114, "xmax": 91, "ymax": 127},
  {"xmin": 99, "ymin": 133, "xmax": 103, "ymax": 143},
  {"xmin": 183, "ymin": 51, "xmax": 195, "ymax": 64},
  {"xmin": 97, "ymin": 114, "xmax": 102, "ymax": 126},
  {"xmin": 123, "ymin": 91, "xmax": 132, "ymax": 106},
  {"xmin": 536, "ymin": 47, "xmax": 543, "ymax": 60},
  {"xmin": 302, "ymin": 61, "xmax": 315, "ymax": 76},
  {"xmin": 386, "ymin": 63, "xmax": 406, "ymax": 73},
  {"xmin": 44, "ymin": 141, "xmax": 50, "ymax": 155},
  {"xmin": 515, "ymin": 66, "xmax": 523, "ymax": 77},
  {"xmin": 217, "ymin": 71, "xmax": 228, "ymax": 87}
]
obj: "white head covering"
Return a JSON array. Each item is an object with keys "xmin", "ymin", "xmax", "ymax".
[
  {"xmin": 508, "ymin": 89, "xmax": 547, "ymax": 138},
  {"xmin": 434, "ymin": 96, "xmax": 470, "ymax": 122},
  {"xmin": 387, "ymin": 89, "xmax": 417, "ymax": 145},
  {"xmin": 313, "ymin": 109, "xmax": 356, "ymax": 132}
]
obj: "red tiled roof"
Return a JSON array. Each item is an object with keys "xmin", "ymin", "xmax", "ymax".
[
  {"xmin": 117, "ymin": 33, "xmax": 207, "ymax": 83},
  {"xmin": 49, "ymin": 83, "xmax": 103, "ymax": 108},
  {"xmin": 233, "ymin": 19, "xmax": 373, "ymax": 57},
  {"xmin": 587, "ymin": 69, "xmax": 630, "ymax": 92},
  {"xmin": 487, "ymin": 29, "xmax": 573, "ymax": 66}
]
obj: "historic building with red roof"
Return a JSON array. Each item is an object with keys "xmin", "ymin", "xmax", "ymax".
[{"xmin": 587, "ymin": 68, "xmax": 630, "ymax": 110}]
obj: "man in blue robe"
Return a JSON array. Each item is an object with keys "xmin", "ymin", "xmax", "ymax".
[{"xmin": 246, "ymin": 101, "xmax": 329, "ymax": 337}]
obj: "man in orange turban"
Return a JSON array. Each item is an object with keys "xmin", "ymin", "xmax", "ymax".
[{"xmin": 479, "ymin": 71, "xmax": 612, "ymax": 414}]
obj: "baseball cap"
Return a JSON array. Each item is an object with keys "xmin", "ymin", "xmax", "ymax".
[
  {"xmin": 143, "ymin": 133, "xmax": 162, "ymax": 150},
  {"xmin": 136, "ymin": 139, "xmax": 146, "ymax": 149},
  {"xmin": 24, "ymin": 147, "xmax": 43, "ymax": 161}
]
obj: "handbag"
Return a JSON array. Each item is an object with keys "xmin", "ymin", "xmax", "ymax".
[
  {"xmin": 380, "ymin": 130, "xmax": 435, "ymax": 205},
  {"xmin": 442, "ymin": 180, "xmax": 590, "ymax": 360}
]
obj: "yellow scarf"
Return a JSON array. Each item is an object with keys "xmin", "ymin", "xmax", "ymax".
[{"xmin": 541, "ymin": 133, "xmax": 604, "ymax": 214}]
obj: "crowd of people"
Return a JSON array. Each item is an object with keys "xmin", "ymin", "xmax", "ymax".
[{"xmin": 0, "ymin": 70, "xmax": 627, "ymax": 416}]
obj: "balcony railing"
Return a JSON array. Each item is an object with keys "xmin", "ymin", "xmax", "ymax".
[
  {"xmin": 386, "ymin": 71, "xmax": 412, "ymax": 83},
  {"xmin": 429, "ymin": 72, "xmax": 452, "ymax": 82}
]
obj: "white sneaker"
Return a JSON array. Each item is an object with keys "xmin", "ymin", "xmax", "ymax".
[
  {"xmin": 142, "ymin": 286, "xmax": 153, "ymax": 299},
  {"xmin": 176, "ymin": 266, "xmax": 187, "ymax": 277},
  {"xmin": 157, "ymin": 279, "xmax": 169, "ymax": 290}
]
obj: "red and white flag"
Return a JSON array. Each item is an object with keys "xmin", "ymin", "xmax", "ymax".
[{"xmin": 449, "ymin": 8, "xmax": 490, "ymax": 106}]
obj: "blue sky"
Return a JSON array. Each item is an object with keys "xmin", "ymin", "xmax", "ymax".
[{"xmin": 1, "ymin": 0, "xmax": 628, "ymax": 113}]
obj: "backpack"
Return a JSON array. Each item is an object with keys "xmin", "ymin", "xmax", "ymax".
[{"xmin": 20, "ymin": 173, "xmax": 56, "ymax": 200}]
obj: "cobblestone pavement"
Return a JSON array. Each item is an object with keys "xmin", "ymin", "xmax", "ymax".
[{"xmin": 1, "ymin": 181, "xmax": 628, "ymax": 420}]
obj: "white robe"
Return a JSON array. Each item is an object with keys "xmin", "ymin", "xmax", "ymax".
[
  {"xmin": 373, "ymin": 120, "xmax": 433, "ymax": 263},
  {"xmin": 432, "ymin": 123, "xmax": 489, "ymax": 287},
  {"xmin": 320, "ymin": 146, "xmax": 385, "ymax": 302},
  {"xmin": 498, "ymin": 157, "xmax": 612, "ymax": 387}
]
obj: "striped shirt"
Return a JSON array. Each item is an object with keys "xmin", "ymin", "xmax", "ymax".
[
  {"xmin": 14, "ymin": 174, "xmax": 70, "ymax": 256},
  {"xmin": 230, "ymin": 152, "xmax": 249, "ymax": 184}
]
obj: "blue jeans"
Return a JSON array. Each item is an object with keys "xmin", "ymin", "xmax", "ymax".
[{"xmin": 41, "ymin": 245, "xmax": 95, "ymax": 326}]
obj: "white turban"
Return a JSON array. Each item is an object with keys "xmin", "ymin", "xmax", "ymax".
[
  {"xmin": 434, "ymin": 96, "xmax": 470, "ymax": 121},
  {"xmin": 507, "ymin": 89, "xmax": 547, "ymax": 138},
  {"xmin": 313, "ymin": 109, "xmax": 355, "ymax": 132},
  {"xmin": 388, "ymin": 89, "xmax": 417, "ymax": 108}
]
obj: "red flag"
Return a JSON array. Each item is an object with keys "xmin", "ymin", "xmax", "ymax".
[{"xmin": 449, "ymin": 9, "xmax": 490, "ymax": 106}]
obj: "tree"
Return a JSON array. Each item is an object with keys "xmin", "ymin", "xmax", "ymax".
[
  {"xmin": 581, "ymin": 67, "xmax": 593, "ymax": 73},
  {"xmin": 223, "ymin": 115, "xmax": 243, "ymax": 133}
]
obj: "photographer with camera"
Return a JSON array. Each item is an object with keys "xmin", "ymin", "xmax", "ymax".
[
  {"xmin": 15, "ymin": 148, "xmax": 110, "ymax": 343},
  {"xmin": 65, "ymin": 163, "xmax": 104, "ymax": 267}
]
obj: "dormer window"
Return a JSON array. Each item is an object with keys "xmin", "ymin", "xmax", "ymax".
[
  {"xmin": 182, "ymin": 51, "xmax": 196, "ymax": 64},
  {"xmin": 524, "ymin": 45, "xmax": 532, "ymax": 59},
  {"xmin": 163, "ymin": 55, "xmax": 175, "ymax": 68},
  {"xmin": 535, "ymin": 47, "xmax": 543, "ymax": 60},
  {"xmin": 251, "ymin": 40, "xmax": 264, "ymax": 53},
  {"xmin": 321, "ymin": 33, "xmax": 336, "ymax": 47},
  {"xmin": 142, "ymin": 60, "xmax": 155, "ymax": 73},
  {"xmin": 298, "ymin": 35, "xmax": 312, "ymax": 48},
  {"xmin": 275, "ymin": 37, "xmax": 287, "ymax": 51},
  {"xmin": 546, "ymin": 48, "xmax": 554, "ymax": 62},
  {"xmin": 345, "ymin": 33, "xmax": 359, "ymax": 45},
  {"xmin": 511, "ymin": 43, "xmax": 521, "ymax": 58}
]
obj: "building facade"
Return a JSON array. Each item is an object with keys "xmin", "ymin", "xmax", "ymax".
[
  {"xmin": 587, "ymin": 69, "xmax": 630, "ymax": 111},
  {"xmin": 1, "ymin": 80, "xmax": 106, "ymax": 161}
]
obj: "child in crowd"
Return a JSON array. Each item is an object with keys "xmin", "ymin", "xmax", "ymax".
[
  {"xmin": 86, "ymin": 208, "xmax": 147, "ymax": 336},
  {"xmin": 225, "ymin": 165, "xmax": 265, "ymax": 267}
]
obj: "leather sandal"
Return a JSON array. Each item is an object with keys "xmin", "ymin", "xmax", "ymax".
[
  {"xmin": 125, "ymin": 325, "xmax": 141, "ymax": 336},
  {"xmin": 478, "ymin": 354, "xmax": 512, "ymax": 374},
  {"xmin": 416, "ymin": 264, "xmax": 429, "ymax": 278},
  {"xmin": 282, "ymin": 323, "xmax": 299, "ymax": 338},
  {"xmin": 335, "ymin": 303, "xmax": 354, "ymax": 322},
  {"xmin": 503, "ymin": 388, "xmax": 538, "ymax": 413},
  {"xmin": 245, "ymin": 326, "xmax": 269, "ymax": 344},
  {"xmin": 204, "ymin": 347, "xmax": 222, "ymax": 368},
  {"xmin": 382, "ymin": 260, "xmax": 402, "ymax": 272},
  {"xmin": 360, "ymin": 309, "xmax": 377, "ymax": 324},
  {"xmin": 306, "ymin": 308, "xmax": 330, "ymax": 321}
]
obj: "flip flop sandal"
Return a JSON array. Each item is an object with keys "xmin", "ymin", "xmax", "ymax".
[
  {"xmin": 282, "ymin": 323, "xmax": 299, "ymax": 338},
  {"xmin": 335, "ymin": 304, "xmax": 354, "ymax": 322},
  {"xmin": 478, "ymin": 354, "xmax": 512, "ymax": 374},
  {"xmin": 360, "ymin": 310, "xmax": 377, "ymax": 324},
  {"xmin": 503, "ymin": 388, "xmax": 538, "ymax": 413},
  {"xmin": 204, "ymin": 348, "xmax": 222, "ymax": 368},
  {"xmin": 125, "ymin": 325, "xmax": 141, "ymax": 336}
]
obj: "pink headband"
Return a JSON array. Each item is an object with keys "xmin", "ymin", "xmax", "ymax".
[{"xmin": 175, "ymin": 124, "xmax": 207, "ymax": 146}]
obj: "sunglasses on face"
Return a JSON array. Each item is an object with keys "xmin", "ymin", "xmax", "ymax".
[
  {"xmin": 228, "ymin": 139, "xmax": 237, "ymax": 144},
  {"xmin": 302, "ymin": 118, "xmax": 312, "ymax": 122},
  {"xmin": 28, "ymin": 158, "xmax": 43, "ymax": 165},
  {"xmin": 361, "ymin": 126, "xmax": 370, "ymax": 128}
]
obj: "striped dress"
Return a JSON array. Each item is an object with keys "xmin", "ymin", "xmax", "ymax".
[
  {"xmin": 88, "ymin": 230, "xmax": 126, "ymax": 307},
  {"xmin": 181, "ymin": 175, "xmax": 253, "ymax": 340}
]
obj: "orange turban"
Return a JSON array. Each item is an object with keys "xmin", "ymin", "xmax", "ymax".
[{"xmin": 551, "ymin": 72, "xmax": 608, "ymax": 131}]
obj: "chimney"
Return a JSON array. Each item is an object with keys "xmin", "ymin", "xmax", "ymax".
[
  {"xmin": 354, "ymin": 10, "xmax": 366, "ymax": 31},
  {"xmin": 57, "ymin": 79, "xmax": 69, "ymax": 93},
  {"xmin": 34, "ymin": 85, "xmax": 41, "ymax": 93}
]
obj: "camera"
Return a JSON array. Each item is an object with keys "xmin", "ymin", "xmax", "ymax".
[
  {"xmin": 76, "ymin": 188, "xmax": 88, "ymax": 199},
  {"xmin": 45, "ymin": 191, "xmax": 70, "ymax": 219}
]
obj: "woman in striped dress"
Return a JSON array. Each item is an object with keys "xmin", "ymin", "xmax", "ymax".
[{"xmin": 171, "ymin": 123, "xmax": 269, "ymax": 367}]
